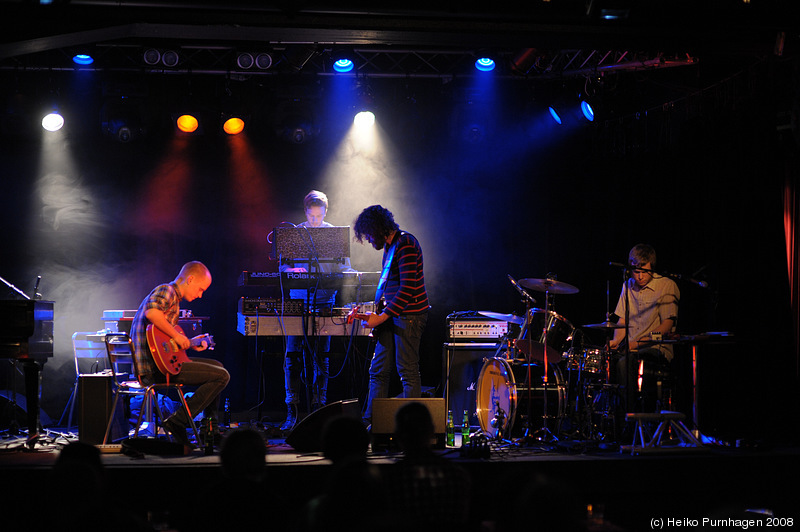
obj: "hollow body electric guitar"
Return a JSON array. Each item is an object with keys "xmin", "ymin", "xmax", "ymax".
[{"xmin": 146, "ymin": 324, "xmax": 215, "ymax": 377}]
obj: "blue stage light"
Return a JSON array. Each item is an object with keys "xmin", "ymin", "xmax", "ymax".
[
  {"xmin": 548, "ymin": 106, "xmax": 563, "ymax": 125},
  {"xmin": 333, "ymin": 58, "xmax": 354, "ymax": 73},
  {"xmin": 581, "ymin": 100, "xmax": 595, "ymax": 121},
  {"xmin": 72, "ymin": 54, "xmax": 94, "ymax": 66},
  {"xmin": 475, "ymin": 57, "xmax": 495, "ymax": 72}
]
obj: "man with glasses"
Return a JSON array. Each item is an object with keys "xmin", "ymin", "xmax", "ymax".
[{"xmin": 609, "ymin": 244, "xmax": 680, "ymax": 413}]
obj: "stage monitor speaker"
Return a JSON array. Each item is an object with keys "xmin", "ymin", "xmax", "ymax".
[
  {"xmin": 443, "ymin": 343, "xmax": 497, "ymax": 429},
  {"xmin": 78, "ymin": 374, "xmax": 126, "ymax": 444},
  {"xmin": 372, "ymin": 397, "xmax": 446, "ymax": 451},
  {"xmin": 285, "ymin": 398, "xmax": 361, "ymax": 452}
]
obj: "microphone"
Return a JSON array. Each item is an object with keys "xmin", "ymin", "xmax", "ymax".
[
  {"xmin": 507, "ymin": 275, "xmax": 537, "ymax": 305},
  {"xmin": 662, "ymin": 270, "xmax": 709, "ymax": 289},
  {"xmin": 687, "ymin": 277, "xmax": 709, "ymax": 289},
  {"xmin": 32, "ymin": 276, "xmax": 42, "ymax": 300},
  {"xmin": 608, "ymin": 261, "xmax": 630, "ymax": 270}
]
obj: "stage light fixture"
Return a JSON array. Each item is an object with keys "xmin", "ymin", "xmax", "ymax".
[
  {"xmin": 581, "ymin": 100, "xmax": 595, "ymax": 121},
  {"xmin": 101, "ymin": 96, "xmax": 147, "ymax": 143},
  {"xmin": 354, "ymin": 110, "xmax": 375, "ymax": 128},
  {"xmin": 586, "ymin": 0, "xmax": 632, "ymax": 20},
  {"xmin": 223, "ymin": 116, "xmax": 245, "ymax": 135},
  {"xmin": 41, "ymin": 111, "xmax": 64, "ymax": 132},
  {"xmin": 176, "ymin": 114, "xmax": 199, "ymax": 133},
  {"xmin": 475, "ymin": 57, "xmax": 496, "ymax": 72},
  {"xmin": 72, "ymin": 54, "xmax": 94, "ymax": 66},
  {"xmin": 161, "ymin": 50, "xmax": 180, "ymax": 68},
  {"xmin": 330, "ymin": 48, "xmax": 356, "ymax": 73},
  {"xmin": 255, "ymin": 53, "xmax": 274, "ymax": 70},
  {"xmin": 143, "ymin": 48, "xmax": 161, "ymax": 65},
  {"xmin": 548, "ymin": 105, "xmax": 563, "ymax": 125},
  {"xmin": 236, "ymin": 53, "xmax": 254, "ymax": 69},
  {"xmin": 334, "ymin": 59, "xmax": 354, "ymax": 73},
  {"xmin": 280, "ymin": 119, "xmax": 312, "ymax": 144}
]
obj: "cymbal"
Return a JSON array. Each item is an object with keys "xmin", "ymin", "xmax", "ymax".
[
  {"xmin": 518, "ymin": 278, "xmax": 579, "ymax": 294},
  {"xmin": 478, "ymin": 311, "xmax": 525, "ymax": 325},
  {"xmin": 583, "ymin": 320, "xmax": 626, "ymax": 329}
]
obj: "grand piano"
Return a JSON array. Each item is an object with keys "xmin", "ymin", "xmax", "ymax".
[{"xmin": 0, "ymin": 299, "xmax": 54, "ymax": 440}]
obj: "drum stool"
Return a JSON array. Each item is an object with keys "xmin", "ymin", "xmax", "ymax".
[{"xmin": 621, "ymin": 411, "xmax": 705, "ymax": 454}]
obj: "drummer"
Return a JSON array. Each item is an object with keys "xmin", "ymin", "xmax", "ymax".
[{"xmin": 608, "ymin": 244, "xmax": 680, "ymax": 411}]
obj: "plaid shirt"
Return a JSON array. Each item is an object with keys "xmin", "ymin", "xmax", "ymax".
[{"xmin": 131, "ymin": 282, "xmax": 182, "ymax": 380}]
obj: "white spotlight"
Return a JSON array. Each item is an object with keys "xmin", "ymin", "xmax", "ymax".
[
  {"xmin": 42, "ymin": 112, "xmax": 64, "ymax": 132},
  {"xmin": 354, "ymin": 110, "xmax": 375, "ymax": 128}
]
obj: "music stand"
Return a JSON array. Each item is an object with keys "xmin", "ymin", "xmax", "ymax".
[{"xmin": 272, "ymin": 226, "xmax": 351, "ymax": 265}]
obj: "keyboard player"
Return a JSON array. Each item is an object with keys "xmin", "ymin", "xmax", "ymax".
[{"xmin": 279, "ymin": 190, "xmax": 355, "ymax": 431}]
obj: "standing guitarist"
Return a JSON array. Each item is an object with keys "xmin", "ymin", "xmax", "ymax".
[
  {"xmin": 130, "ymin": 261, "xmax": 230, "ymax": 447},
  {"xmin": 353, "ymin": 205, "xmax": 429, "ymax": 427}
]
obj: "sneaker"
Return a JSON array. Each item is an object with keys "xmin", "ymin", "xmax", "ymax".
[{"xmin": 280, "ymin": 404, "xmax": 298, "ymax": 432}]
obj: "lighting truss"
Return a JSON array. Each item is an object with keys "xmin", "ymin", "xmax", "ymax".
[{"xmin": 0, "ymin": 43, "xmax": 696, "ymax": 81}]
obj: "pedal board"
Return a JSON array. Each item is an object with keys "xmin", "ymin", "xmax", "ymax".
[{"xmin": 95, "ymin": 443, "xmax": 123, "ymax": 453}]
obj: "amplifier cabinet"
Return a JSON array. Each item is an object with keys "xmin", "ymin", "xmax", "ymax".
[
  {"xmin": 442, "ymin": 343, "xmax": 500, "ymax": 429},
  {"xmin": 78, "ymin": 374, "xmax": 126, "ymax": 444}
]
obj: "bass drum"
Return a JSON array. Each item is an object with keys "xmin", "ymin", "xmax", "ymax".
[
  {"xmin": 475, "ymin": 356, "xmax": 566, "ymax": 439},
  {"xmin": 515, "ymin": 309, "xmax": 576, "ymax": 364}
]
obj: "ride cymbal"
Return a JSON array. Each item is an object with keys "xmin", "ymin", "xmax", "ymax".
[
  {"xmin": 583, "ymin": 320, "xmax": 626, "ymax": 329},
  {"xmin": 518, "ymin": 278, "xmax": 579, "ymax": 294}
]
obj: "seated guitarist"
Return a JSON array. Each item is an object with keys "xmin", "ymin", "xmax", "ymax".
[
  {"xmin": 353, "ymin": 205, "xmax": 429, "ymax": 427},
  {"xmin": 130, "ymin": 261, "xmax": 230, "ymax": 447}
]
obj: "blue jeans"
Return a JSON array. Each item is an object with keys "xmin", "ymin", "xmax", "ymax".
[
  {"xmin": 363, "ymin": 312, "xmax": 428, "ymax": 422},
  {"xmin": 285, "ymin": 335, "xmax": 331, "ymax": 407}
]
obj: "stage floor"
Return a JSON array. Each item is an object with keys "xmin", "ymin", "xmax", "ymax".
[{"xmin": 2, "ymin": 421, "xmax": 799, "ymax": 532}]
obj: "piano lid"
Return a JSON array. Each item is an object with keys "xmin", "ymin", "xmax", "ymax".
[{"xmin": 0, "ymin": 300, "xmax": 54, "ymax": 359}]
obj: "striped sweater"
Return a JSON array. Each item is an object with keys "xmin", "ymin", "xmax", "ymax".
[{"xmin": 381, "ymin": 231, "xmax": 429, "ymax": 317}]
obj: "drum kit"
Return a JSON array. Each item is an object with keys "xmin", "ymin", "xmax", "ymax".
[{"xmin": 475, "ymin": 275, "xmax": 627, "ymax": 445}]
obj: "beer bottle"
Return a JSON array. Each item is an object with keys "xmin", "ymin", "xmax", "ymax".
[
  {"xmin": 462, "ymin": 410, "xmax": 470, "ymax": 446},
  {"xmin": 446, "ymin": 410, "xmax": 455, "ymax": 447}
]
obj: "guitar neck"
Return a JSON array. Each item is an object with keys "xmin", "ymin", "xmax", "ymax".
[{"xmin": 189, "ymin": 334, "xmax": 213, "ymax": 350}]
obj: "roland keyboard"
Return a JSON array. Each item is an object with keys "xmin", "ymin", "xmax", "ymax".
[{"xmin": 238, "ymin": 271, "xmax": 380, "ymax": 288}]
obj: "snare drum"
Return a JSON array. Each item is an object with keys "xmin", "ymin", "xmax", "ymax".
[
  {"xmin": 475, "ymin": 356, "xmax": 566, "ymax": 438},
  {"xmin": 515, "ymin": 309, "xmax": 575, "ymax": 364}
]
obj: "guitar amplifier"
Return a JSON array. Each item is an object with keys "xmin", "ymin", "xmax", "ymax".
[
  {"xmin": 446, "ymin": 310, "xmax": 512, "ymax": 341},
  {"xmin": 238, "ymin": 297, "xmax": 305, "ymax": 316}
]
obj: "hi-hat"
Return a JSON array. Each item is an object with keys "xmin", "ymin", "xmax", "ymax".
[
  {"xmin": 478, "ymin": 311, "xmax": 525, "ymax": 325},
  {"xmin": 518, "ymin": 278, "xmax": 579, "ymax": 294}
]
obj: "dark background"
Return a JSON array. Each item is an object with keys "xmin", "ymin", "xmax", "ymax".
[{"xmin": 1, "ymin": 2, "xmax": 798, "ymax": 444}]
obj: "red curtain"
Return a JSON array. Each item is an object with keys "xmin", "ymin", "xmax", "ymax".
[{"xmin": 783, "ymin": 162, "xmax": 800, "ymax": 378}]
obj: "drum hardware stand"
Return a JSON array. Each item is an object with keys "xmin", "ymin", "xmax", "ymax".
[
  {"xmin": 527, "ymin": 283, "xmax": 557, "ymax": 444},
  {"xmin": 489, "ymin": 401, "xmax": 507, "ymax": 441}
]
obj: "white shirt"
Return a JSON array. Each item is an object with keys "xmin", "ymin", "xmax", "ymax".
[{"xmin": 614, "ymin": 274, "xmax": 680, "ymax": 360}]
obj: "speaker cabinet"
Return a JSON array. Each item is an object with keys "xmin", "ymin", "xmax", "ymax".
[
  {"xmin": 442, "ymin": 343, "xmax": 497, "ymax": 429},
  {"xmin": 78, "ymin": 374, "xmax": 126, "ymax": 444},
  {"xmin": 285, "ymin": 398, "xmax": 361, "ymax": 452},
  {"xmin": 372, "ymin": 397, "xmax": 446, "ymax": 451}
]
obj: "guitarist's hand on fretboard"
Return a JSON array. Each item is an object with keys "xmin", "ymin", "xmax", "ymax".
[{"xmin": 194, "ymin": 338, "xmax": 210, "ymax": 351}]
